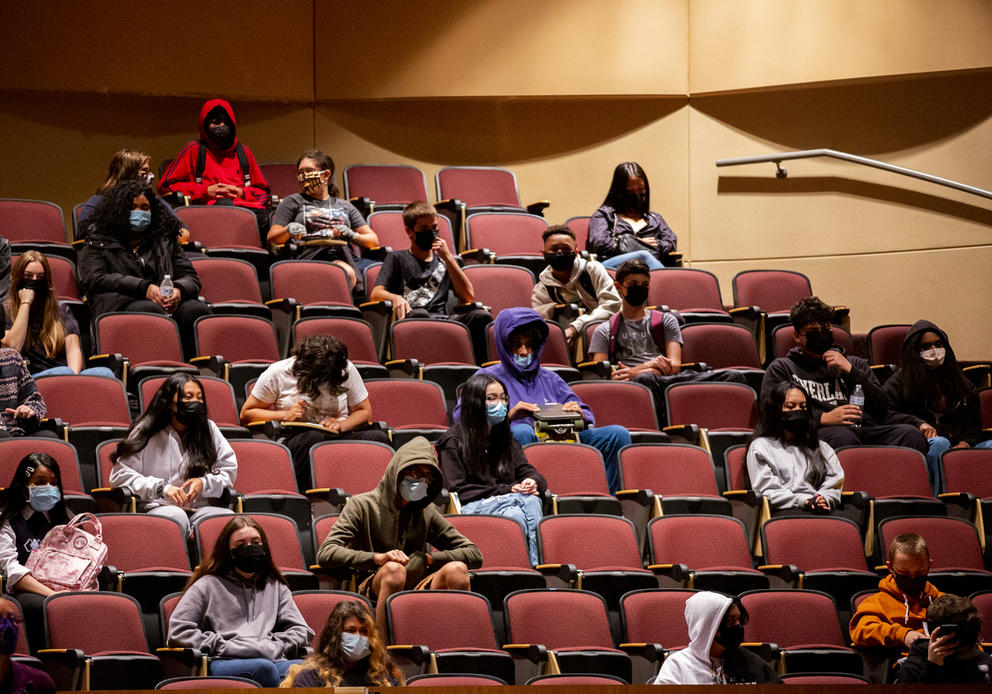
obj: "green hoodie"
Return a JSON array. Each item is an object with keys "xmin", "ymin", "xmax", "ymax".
[{"xmin": 316, "ymin": 437, "xmax": 482, "ymax": 576}]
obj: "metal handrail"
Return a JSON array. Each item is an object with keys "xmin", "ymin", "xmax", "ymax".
[{"xmin": 715, "ymin": 148, "xmax": 992, "ymax": 202}]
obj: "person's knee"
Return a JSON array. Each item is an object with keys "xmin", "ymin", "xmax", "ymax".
[
  {"xmin": 895, "ymin": 425, "xmax": 927, "ymax": 453},
  {"xmin": 598, "ymin": 424, "xmax": 632, "ymax": 447},
  {"xmin": 435, "ymin": 561, "xmax": 470, "ymax": 589},
  {"xmin": 818, "ymin": 425, "xmax": 859, "ymax": 449},
  {"xmin": 335, "ymin": 261, "xmax": 357, "ymax": 289},
  {"xmin": 511, "ymin": 424, "xmax": 539, "ymax": 445},
  {"xmin": 253, "ymin": 660, "xmax": 280, "ymax": 686},
  {"xmin": 378, "ymin": 561, "xmax": 407, "ymax": 591},
  {"xmin": 927, "ymin": 436, "xmax": 952, "ymax": 452}
]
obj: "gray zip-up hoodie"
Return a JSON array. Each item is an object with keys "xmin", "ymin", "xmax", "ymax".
[{"xmin": 167, "ymin": 573, "xmax": 313, "ymax": 659}]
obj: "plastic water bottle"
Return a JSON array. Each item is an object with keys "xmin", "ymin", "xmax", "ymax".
[
  {"xmin": 849, "ymin": 384, "xmax": 865, "ymax": 426},
  {"xmin": 160, "ymin": 274, "xmax": 174, "ymax": 299}
]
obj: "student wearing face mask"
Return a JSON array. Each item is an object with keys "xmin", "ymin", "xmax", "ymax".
[
  {"xmin": 850, "ymin": 533, "xmax": 942, "ymax": 655},
  {"xmin": 0, "ymin": 597, "xmax": 55, "ymax": 692},
  {"xmin": 0, "ymin": 454, "xmax": 73, "ymax": 650},
  {"xmin": 437, "ymin": 373, "xmax": 547, "ymax": 565},
  {"xmin": 168, "ymin": 515, "xmax": 312, "ymax": 686},
  {"xmin": 746, "ymin": 383, "xmax": 851, "ymax": 518},
  {"xmin": 159, "ymin": 100, "xmax": 270, "ymax": 239},
  {"xmin": 110, "ymin": 373, "xmax": 236, "ymax": 538},
  {"xmin": 761, "ymin": 297, "xmax": 926, "ymax": 455},
  {"xmin": 79, "ymin": 180, "xmax": 211, "ymax": 359},
  {"xmin": 588, "ymin": 162, "xmax": 678, "ymax": 271},
  {"xmin": 897, "ymin": 593, "xmax": 991, "ymax": 684},
  {"xmin": 76, "ymin": 149, "xmax": 190, "ymax": 243},
  {"xmin": 2, "ymin": 251, "xmax": 115, "ymax": 379},
  {"xmin": 317, "ymin": 437, "xmax": 482, "ymax": 638},
  {"xmin": 269, "ymin": 150, "xmax": 379, "ymax": 294},
  {"xmin": 453, "ymin": 307, "xmax": 631, "ymax": 493},
  {"xmin": 283, "ymin": 600, "xmax": 403, "ymax": 687},
  {"xmin": 653, "ymin": 591, "xmax": 781, "ymax": 684},
  {"xmin": 371, "ymin": 201, "xmax": 492, "ymax": 363},
  {"xmin": 531, "ymin": 225, "xmax": 620, "ymax": 345},
  {"xmin": 883, "ymin": 320, "xmax": 992, "ymax": 495}
]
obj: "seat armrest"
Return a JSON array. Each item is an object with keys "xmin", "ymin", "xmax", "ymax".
[
  {"xmin": 729, "ymin": 305, "xmax": 761, "ymax": 321},
  {"xmin": 535, "ymin": 563, "xmax": 578, "ymax": 584},
  {"xmin": 156, "ymin": 647, "xmax": 206, "ymax": 677},
  {"xmin": 385, "ymin": 358, "xmax": 421, "ymax": 379},
  {"xmin": 433, "ymin": 199, "xmax": 463, "ymax": 214},
  {"xmin": 577, "ymin": 360, "xmax": 614, "ymax": 380},
  {"xmin": 37, "ymin": 648, "xmax": 86, "ymax": 691},
  {"xmin": 758, "ymin": 564, "xmax": 800, "ymax": 584},
  {"xmin": 361, "ymin": 245, "xmax": 390, "ymax": 262},
  {"xmin": 616, "ymin": 489, "xmax": 653, "ymax": 507},
  {"xmin": 525, "ymin": 200, "xmax": 551, "ymax": 217},
  {"xmin": 349, "ymin": 196, "xmax": 373, "ymax": 219},
  {"xmin": 189, "ymin": 355, "xmax": 228, "ymax": 380},
  {"xmin": 679, "ymin": 361, "xmax": 710, "ymax": 373},
  {"xmin": 660, "ymin": 251, "xmax": 683, "ymax": 267},
  {"xmin": 502, "ymin": 643, "xmax": 548, "ymax": 664},
  {"xmin": 88, "ymin": 353, "xmax": 125, "ymax": 379},
  {"xmin": 662, "ymin": 424, "xmax": 700, "ymax": 443},
  {"xmin": 722, "ymin": 489, "xmax": 758, "ymax": 505},
  {"xmin": 619, "ymin": 642, "xmax": 666, "ymax": 663},
  {"xmin": 841, "ymin": 490, "xmax": 870, "ymax": 508},
  {"xmin": 451, "ymin": 301, "xmax": 486, "ymax": 315},
  {"xmin": 648, "ymin": 563, "xmax": 688, "ymax": 583},
  {"xmin": 91, "ymin": 487, "xmax": 136, "ymax": 514},
  {"xmin": 38, "ymin": 418, "xmax": 66, "ymax": 440},
  {"xmin": 458, "ymin": 248, "xmax": 494, "ymax": 265},
  {"xmin": 306, "ymin": 487, "xmax": 350, "ymax": 507}
]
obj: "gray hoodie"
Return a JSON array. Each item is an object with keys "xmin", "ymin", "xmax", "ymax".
[{"xmin": 167, "ymin": 573, "xmax": 313, "ymax": 660}]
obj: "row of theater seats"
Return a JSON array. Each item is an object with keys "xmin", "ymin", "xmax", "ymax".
[{"xmin": 14, "ymin": 577, "xmax": 992, "ymax": 687}]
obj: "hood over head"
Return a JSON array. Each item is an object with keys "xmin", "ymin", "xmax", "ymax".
[
  {"xmin": 376, "ymin": 436, "xmax": 443, "ymax": 510},
  {"xmin": 902, "ymin": 319, "xmax": 954, "ymax": 362},
  {"xmin": 493, "ymin": 307, "xmax": 549, "ymax": 381},
  {"xmin": 199, "ymin": 99, "xmax": 238, "ymax": 153},
  {"xmin": 685, "ymin": 591, "xmax": 734, "ymax": 660}
]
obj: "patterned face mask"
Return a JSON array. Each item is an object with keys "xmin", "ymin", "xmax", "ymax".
[{"xmin": 297, "ymin": 170, "xmax": 325, "ymax": 195}]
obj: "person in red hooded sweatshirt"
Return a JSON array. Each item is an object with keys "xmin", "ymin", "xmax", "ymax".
[{"xmin": 159, "ymin": 99, "xmax": 271, "ymax": 240}]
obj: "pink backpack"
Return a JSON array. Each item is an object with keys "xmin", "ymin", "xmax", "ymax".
[{"xmin": 25, "ymin": 513, "xmax": 107, "ymax": 592}]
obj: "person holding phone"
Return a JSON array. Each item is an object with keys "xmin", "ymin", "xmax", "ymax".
[{"xmin": 897, "ymin": 593, "xmax": 991, "ymax": 683}]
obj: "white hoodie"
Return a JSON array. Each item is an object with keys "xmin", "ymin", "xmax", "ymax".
[{"xmin": 653, "ymin": 592, "xmax": 732, "ymax": 685}]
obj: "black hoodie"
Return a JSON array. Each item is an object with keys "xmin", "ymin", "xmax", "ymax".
[{"xmin": 884, "ymin": 320, "xmax": 982, "ymax": 446}]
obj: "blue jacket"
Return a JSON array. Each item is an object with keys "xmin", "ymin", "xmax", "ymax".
[{"xmin": 453, "ymin": 307, "xmax": 594, "ymax": 428}]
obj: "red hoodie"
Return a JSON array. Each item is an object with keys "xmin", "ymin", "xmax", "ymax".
[{"xmin": 159, "ymin": 99, "xmax": 269, "ymax": 208}]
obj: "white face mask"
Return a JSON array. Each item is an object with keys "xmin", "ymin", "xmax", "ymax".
[
  {"xmin": 340, "ymin": 632, "xmax": 370, "ymax": 662},
  {"xmin": 920, "ymin": 346, "xmax": 946, "ymax": 368},
  {"xmin": 399, "ymin": 477, "xmax": 428, "ymax": 502}
]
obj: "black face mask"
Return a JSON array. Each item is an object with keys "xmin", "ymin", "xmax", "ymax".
[
  {"xmin": 544, "ymin": 251, "xmax": 576, "ymax": 273},
  {"xmin": 623, "ymin": 191, "xmax": 646, "ymax": 211},
  {"xmin": 208, "ymin": 123, "xmax": 233, "ymax": 148},
  {"xmin": 715, "ymin": 623, "xmax": 744, "ymax": 650},
  {"xmin": 413, "ymin": 228, "xmax": 438, "ymax": 251},
  {"xmin": 804, "ymin": 328, "xmax": 834, "ymax": 355},
  {"xmin": 231, "ymin": 544, "xmax": 268, "ymax": 574},
  {"xmin": 892, "ymin": 572, "xmax": 928, "ymax": 598},
  {"xmin": 782, "ymin": 410, "xmax": 810, "ymax": 433},
  {"xmin": 175, "ymin": 400, "xmax": 206, "ymax": 426},
  {"xmin": 624, "ymin": 285, "xmax": 649, "ymax": 307},
  {"xmin": 20, "ymin": 278, "xmax": 46, "ymax": 294}
]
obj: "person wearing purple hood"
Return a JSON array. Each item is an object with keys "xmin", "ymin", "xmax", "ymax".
[
  {"xmin": 453, "ymin": 307, "xmax": 631, "ymax": 493},
  {"xmin": 883, "ymin": 320, "xmax": 992, "ymax": 495}
]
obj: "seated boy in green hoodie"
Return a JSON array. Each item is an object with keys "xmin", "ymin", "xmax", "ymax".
[{"xmin": 316, "ymin": 437, "xmax": 483, "ymax": 637}]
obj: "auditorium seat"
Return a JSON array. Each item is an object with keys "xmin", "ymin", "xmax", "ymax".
[
  {"xmin": 523, "ymin": 442, "xmax": 619, "ymax": 516},
  {"xmin": 363, "ymin": 378, "xmax": 449, "ymax": 447},
  {"xmin": 0, "ymin": 198, "xmax": 74, "ymax": 262},
  {"xmin": 344, "ymin": 164, "xmax": 430, "ymax": 213},
  {"xmin": 462, "ymin": 264, "xmax": 535, "ymax": 318},
  {"xmin": 464, "ymin": 212, "xmax": 548, "ymax": 275},
  {"xmin": 307, "ymin": 439, "xmax": 394, "ymax": 517}
]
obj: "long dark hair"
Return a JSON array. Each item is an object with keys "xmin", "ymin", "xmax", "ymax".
[
  {"xmin": 602, "ymin": 161, "xmax": 650, "ymax": 214},
  {"xmin": 297, "ymin": 149, "xmax": 340, "ymax": 198},
  {"xmin": 185, "ymin": 515, "xmax": 286, "ymax": 588},
  {"xmin": 458, "ymin": 373, "xmax": 514, "ymax": 483},
  {"xmin": 112, "ymin": 373, "xmax": 217, "ymax": 478},
  {"xmin": 86, "ymin": 179, "xmax": 182, "ymax": 245},
  {"xmin": 292, "ymin": 335, "xmax": 349, "ymax": 399},
  {"xmin": 0, "ymin": 453, "xmax": 70, "ymax": 527},
  {"xmin": 751, "ymin": 381, "xmax": 828, "ymax": 488},
  {"xmin": 899, "ymin": 324, "xmax": 972, "ymax": 411},
  {"xmin": 285, "ymin": 600, "xmax": 403, "ymax": 687}
]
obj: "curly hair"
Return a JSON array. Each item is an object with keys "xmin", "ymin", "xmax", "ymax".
[
  {"xmin": 281, "ymin": 600, "xmax": 403, "ymax": 687},
  {"xmin": 86, "ymin": 179, "xmax": 182, "ymax": 245},
  {"xmin": 291, "ymin": 335, "xmax": 349, "ymax": 399},
  {"xmin": 789, "ymin": 297, "xmax": 833, "ymax": 331}
]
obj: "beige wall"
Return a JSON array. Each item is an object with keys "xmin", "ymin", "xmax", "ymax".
[{"xmin": 1, "ymin": 0, "xmax": 991, "ymax": 357}]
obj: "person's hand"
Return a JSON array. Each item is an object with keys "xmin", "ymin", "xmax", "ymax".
[
  {"xmin": 806, "ymin": 494, "xmax": 830, "ymax": 512},
  {"xmin": 5, "ymin": 405, "xmax": 36, "ymax": 420},
  {"xmin": 820, "ymin": 404, "xmax": 861, "ymax": 427},
  {"xmin": 229, "ymin": 185, "xmax": 244, "ymax": 199},
  {"xmin": 392, "ymin": 297, "xmax": 412, "ymax": 320},
  {"xmin": 161, "ymin": 291, "xmax": 181, "ymax": 313},
  {"xmin": 612, "ymin": 362, "xmax": 634, "ymax": 381},
  {"xmin": 640, "ymin": 236, "xmax": 658, "ymax": 247},
  {"xmin": 953, "ymin": 441, "xmax": 971, "ymax": 449},
  {"xmin": 17, "ymin": 286, "xmax": 35, "ymax": 306},
  {"xmin": 904, "ymin": 630, "xmax": 926, "ymax": 648},
  {"xmin": 163, "ymin": 484, "xmax": 189, "ymax": 508},
  {"xmin": 512, "ymin": 478, "xmax": 539, "ymax": 495},
  {"xmin": 180, "ymin": 478, "xmax": 203, "ymax": 505},
  {"xmin": 652, "ymin": 355, "xmax": 674, "ymax": 375},
  {"xmin": 207, "ymin": 183, "xmax": 239, "ymax": 199},
  {"xmin": 282, "ymin": 401, "xmax": 308, "ymax": 422},
  {"xmin": 320, "ymin": 418, "xmax": 343, "ymax": 433},
  {"xmin": 433, "ymin": 237, "xmax": 454, "ymax": 262},
  {"xmin": 562, "ymin": 401, "xmax": 582, "ymax": 414},
  {"xmin": 374, "ymin": 549, "xmax": 409, "ymax": 566},
  {"xmin": 146, "ymin": 284, "xmax": 165, "ymax": 305},
  {"xmin": 508, "ymin": 402, "xmax": 540, "ymax": 420},
  {"xmin": 564, "ymin": 325, "xmax": 578, "ymax": 344},
  {"xmin": 919, "ymin": 423, "xmax": 938, "ymax": 438},
  {"xmin": 822, "ymin": 349, "xmax": 852, "ymax": 374},
  {"xmin": 927, "ymin": 627, "xmax": 958, "ymax": 666}
]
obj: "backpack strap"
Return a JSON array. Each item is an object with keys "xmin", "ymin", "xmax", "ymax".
[
  {"xmin": 544, "ymin": 283, "xmax": 566, "ymax": 304},
  {"xmin": 607, "ymin": 311, "xmax": 622, "ymax": 363},
  {"xmin": 195, "ymin": 142, "xmax": 252, "ymax": 187},
  {"xmin": 195, "ymin": 142, "xmax": 207, "ymax": 184},
  {"xmin": 576, "ymin": 268, "xmax": 597, "ymax": 301},
  {"xmin": 235, "ymin": 144, "xmax": 252, "ymax": 187},
  {"xmin": 648, "ymin": 309, "xmax": 669, "ymax": 354}
]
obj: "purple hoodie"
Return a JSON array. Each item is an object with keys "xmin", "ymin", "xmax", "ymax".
[{"xmin": 453, "ymin": 307, "xmax": 594, "ymax": 428}]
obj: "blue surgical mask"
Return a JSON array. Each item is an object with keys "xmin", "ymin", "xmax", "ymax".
[
  {"xmin": 340, "ymin": 631, "xmax": 370, "ymax": 662},
  {"xmin": 512, "ymin": 352, "xmax": 533, "ymax": 369},
  {"xmin": 28, "ymin": 484, "xmax": 60, "ymax": 512},
  {"xmin": 129, "ymin": 209, "xmax": 151, "ymax": 231},
  {"xmin": 0, "ymin": 617, "xmax": 17, "ymax": 656},
  {"xmin": 399, "ymin": 477, "xmax": 428, "ymax": 502},
  {"xmin": 486, "ymin": 401, "xmax": 508, "ymax": 426}
]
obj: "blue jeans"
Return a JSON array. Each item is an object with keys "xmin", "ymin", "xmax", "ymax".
[
  {"xmin": 511, "ymin": 423, "xmax": 630, "ymax": 494},
  {"xmin": 461, "ymin": 493, "xmax": 544, "ymax": 566},
  {"xmin": 32, "ymin": 365, "xmax": 117, "ymax": 379},
  {"xmin": 601, "ymin": 250, "xmax": 665, "ymax": 271},
  {"xmin": 209, "ymin": 658, "xmax": 301, "ymax": 687},
  {"xmin": 926, "ymin": 436, "xmax": 992, "ymax": 495}
]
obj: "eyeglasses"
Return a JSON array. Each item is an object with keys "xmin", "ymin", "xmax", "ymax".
[{"xmin": 485, "ymin": 395, "xmax": 509, "ymax": 404}]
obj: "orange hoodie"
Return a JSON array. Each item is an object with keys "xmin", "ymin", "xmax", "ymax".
[{"xmin": 849, "ymin": 573, "xmax": 942, "ymax": 648}]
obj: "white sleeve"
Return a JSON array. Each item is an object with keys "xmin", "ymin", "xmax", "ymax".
[
  {"xmin": 201, "ymin": 420, "xmax": 237, "ymax": 497},
  {"xmin": 344, "ymin": 362, "xmax": 368, "ymax": 409},
  {"xmin": 0, "ymin": 522, "xmax": 29, "ymax": 592},
  {"xmin": 818, "ymin": 441, "xmax": 844, "ymax": 506},
  {"xmin": 746, "ymin": 438, "xmax": 807, "ymax": 509},
  {"xmin": 108, "ymin": 435, "xmax": 164, "ymax": 501},
  {"xmin": 250, "ymin": 362, "xmax": 283, "ymax": 405}
]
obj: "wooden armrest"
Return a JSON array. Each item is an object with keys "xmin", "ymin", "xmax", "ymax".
[
  {"xmin": 758, "ymin": 564, "xmax": 799, "ymax": 582},
  {"xmin": 503, "ymin": 643, "xmax": 548, "ymax": 663},
  {"xmin": 535, "ymin": 563, "xmax": 577, "ymax": 583},
  {"xmin": 616, "ymin": 489, "xmax": 653, "ymax": 506},
  {"xmin": 648, "ymin": 563, "xmax": 688, "ymax": 582}
]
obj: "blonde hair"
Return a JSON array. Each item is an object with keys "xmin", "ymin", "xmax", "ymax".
[
  {"xmin": 887, "ymin": 532, "xmax": 930, "ymax": 563},
  {"xmin": 7, "ymin": 251, "xmax": 64, "ymax": 359},
  {"xmin": 96, "ymin": 149, "xmax": 151, "ymax": 194}
]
